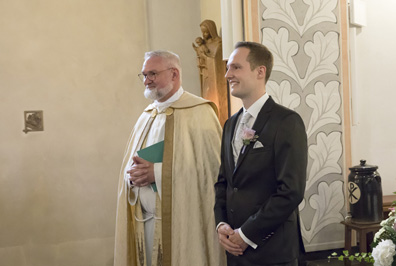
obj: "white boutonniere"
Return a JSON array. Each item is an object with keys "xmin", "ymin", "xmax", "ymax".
[{"xmin": 241, "ymin": 127, "xmax": 259, "ymax": 153}]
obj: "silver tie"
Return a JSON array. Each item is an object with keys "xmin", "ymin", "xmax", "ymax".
[{"xmin": 233, "ymin": 112, "xmax": 251, "ymax": 162}]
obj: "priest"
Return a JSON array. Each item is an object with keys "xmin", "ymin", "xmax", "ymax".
[{"xmin": 114, "ymin": 50, "xmax": 226, "ymax": 266}]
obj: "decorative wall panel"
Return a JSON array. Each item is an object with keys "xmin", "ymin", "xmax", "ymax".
[{"xmin": 259, "ymin": 0, "xmax": 346, "ymax": 251}]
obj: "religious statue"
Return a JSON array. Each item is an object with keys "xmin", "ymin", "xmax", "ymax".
[
  {"xmin": 193, "ymin": 20, "xmax": 229, "ymax": 126},
  {"xmin": 192, "ymin": 37, "xmax": 210, "ymax": 88}
]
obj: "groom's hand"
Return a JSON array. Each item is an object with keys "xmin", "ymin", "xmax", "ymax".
[
  {"xmin": 217, "ymin": 224, "xmax": 244, "ymax": 256},
  {"xmin": 228, "ymin": 229, "xmax": 248, "ymax": 252}
]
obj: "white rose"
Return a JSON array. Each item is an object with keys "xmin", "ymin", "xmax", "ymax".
[
  {"xmin": 372, "ymin": 239, "xmax": 396, "ymax": 266},
  {"xmin": 375, "ymin": 228, "xmax": 385, "ymax": 242}
]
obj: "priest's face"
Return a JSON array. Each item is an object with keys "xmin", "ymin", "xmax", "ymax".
[{"xmin": 141, "ymin": 56, "xmax": 176, "ymax": 102}]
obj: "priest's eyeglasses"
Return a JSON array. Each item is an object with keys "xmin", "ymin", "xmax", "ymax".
[{"xmin": 138, "ymin": 68, "xmax": 173, "ymax": 82}]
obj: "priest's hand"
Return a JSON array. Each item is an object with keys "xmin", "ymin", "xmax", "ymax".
[
  {"xmin": 127, "ymin": 156, "xmax": 155, "ymax": 187},
  {"xmin": 217, "ymin": 223, "xmax": 244, "ymax": 256},
  {"xmin": 228, "ymin": 229, "xmax": 248, "ymax": 253}
]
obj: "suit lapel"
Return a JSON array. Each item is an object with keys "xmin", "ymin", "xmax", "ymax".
[
  {"xmin": 252, "ymin": 97, "xmax": 275, "ymax": 135},
  {"xmin": 227, "ymin": 108, "xmax": 243, "ymax": 173},
  {"xmin": 233, "ymin": 97, "xmax": 275, "ymax": 173}
]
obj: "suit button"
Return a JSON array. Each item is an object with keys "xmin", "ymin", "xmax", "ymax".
[
  {"xmin": 233, "ymin": 187, "xmax": 238, "ymax": 192},
  {"xmin": 230, "ymin": 209, "xmax": 234, "ymax": 213}
]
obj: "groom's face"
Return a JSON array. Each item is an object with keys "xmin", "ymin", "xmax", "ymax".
[{"xmin": 225, "ymin": 47, "xmax": 258, "ymax": 100}]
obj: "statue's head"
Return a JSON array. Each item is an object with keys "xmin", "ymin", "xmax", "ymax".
[{"xmin": 200, "ymin": 20, "xmax": 219, "ymax": 41}]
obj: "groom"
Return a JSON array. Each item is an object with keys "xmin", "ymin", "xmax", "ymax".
[{"xmin": 214, "ymin": 41, "xmax": 308, "ymax": 266}]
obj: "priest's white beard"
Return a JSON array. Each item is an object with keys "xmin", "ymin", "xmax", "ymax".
[{"xmin": 144, "ymin": 84, "xmax": 173, "ymax": 101}]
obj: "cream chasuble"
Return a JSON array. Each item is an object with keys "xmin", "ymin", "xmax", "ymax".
[{"xmin": 114, "ymin": 91, "xmax": 227, "ymax": 266}]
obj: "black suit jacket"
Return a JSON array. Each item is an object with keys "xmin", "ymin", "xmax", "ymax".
[{"xmin": 214, "ymin": 97, "xmax": 308, "ymax": 266}]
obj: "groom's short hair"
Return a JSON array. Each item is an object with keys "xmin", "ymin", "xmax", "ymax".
[{"xmin": 235, "ymin": 41, "xmax": 273, "ymax": 83}]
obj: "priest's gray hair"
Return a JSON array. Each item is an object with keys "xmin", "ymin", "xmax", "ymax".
[{"xmin": 144, "ymin": 50, "xmax": 183, "ymax": 82}]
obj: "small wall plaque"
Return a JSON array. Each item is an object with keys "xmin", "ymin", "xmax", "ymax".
[{"xmin": 23, "ymin": 110, "xmax": 44, "ymax": 134}]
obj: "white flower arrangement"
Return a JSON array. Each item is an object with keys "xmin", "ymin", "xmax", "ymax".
[
  {"xmin": 372, "ymin": 239, "xmax": 396, "ymax": 266},
  {"xmin": 329, "ymin": 193, "xmax": 396, "ymax": 266},
  {"xmin": 371, "ymin": 207, "xmax": 396, "ymax": 266}
]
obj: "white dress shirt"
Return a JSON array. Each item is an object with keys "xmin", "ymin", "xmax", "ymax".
[{"xmin": 232, "ymin": 93, "xmax": 269, "ymax": 163}]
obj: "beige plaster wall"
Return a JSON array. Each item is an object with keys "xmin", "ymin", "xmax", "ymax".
[
  {"xmin": 0, "ymin": 0, "xmax": 206, "ymax": 265},
  {"xmin": 351, "ymin": 0, "xmax": 396, "ymax": 195},
  {"xmin": 200, "ymin": 0, "xmax": 222, "ymax": 30},
  {"xmin": 0, "ymin": 0, "xmax": 148, "ymax": 265},
  {"xmin": 146, "ymin": 0, "xmax": 202, "ymax": 96}
]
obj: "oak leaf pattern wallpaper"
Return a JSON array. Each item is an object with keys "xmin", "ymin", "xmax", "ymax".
[{"xmin": 260, "ymin": 0, "xmax": 346, "ymax": 251}]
